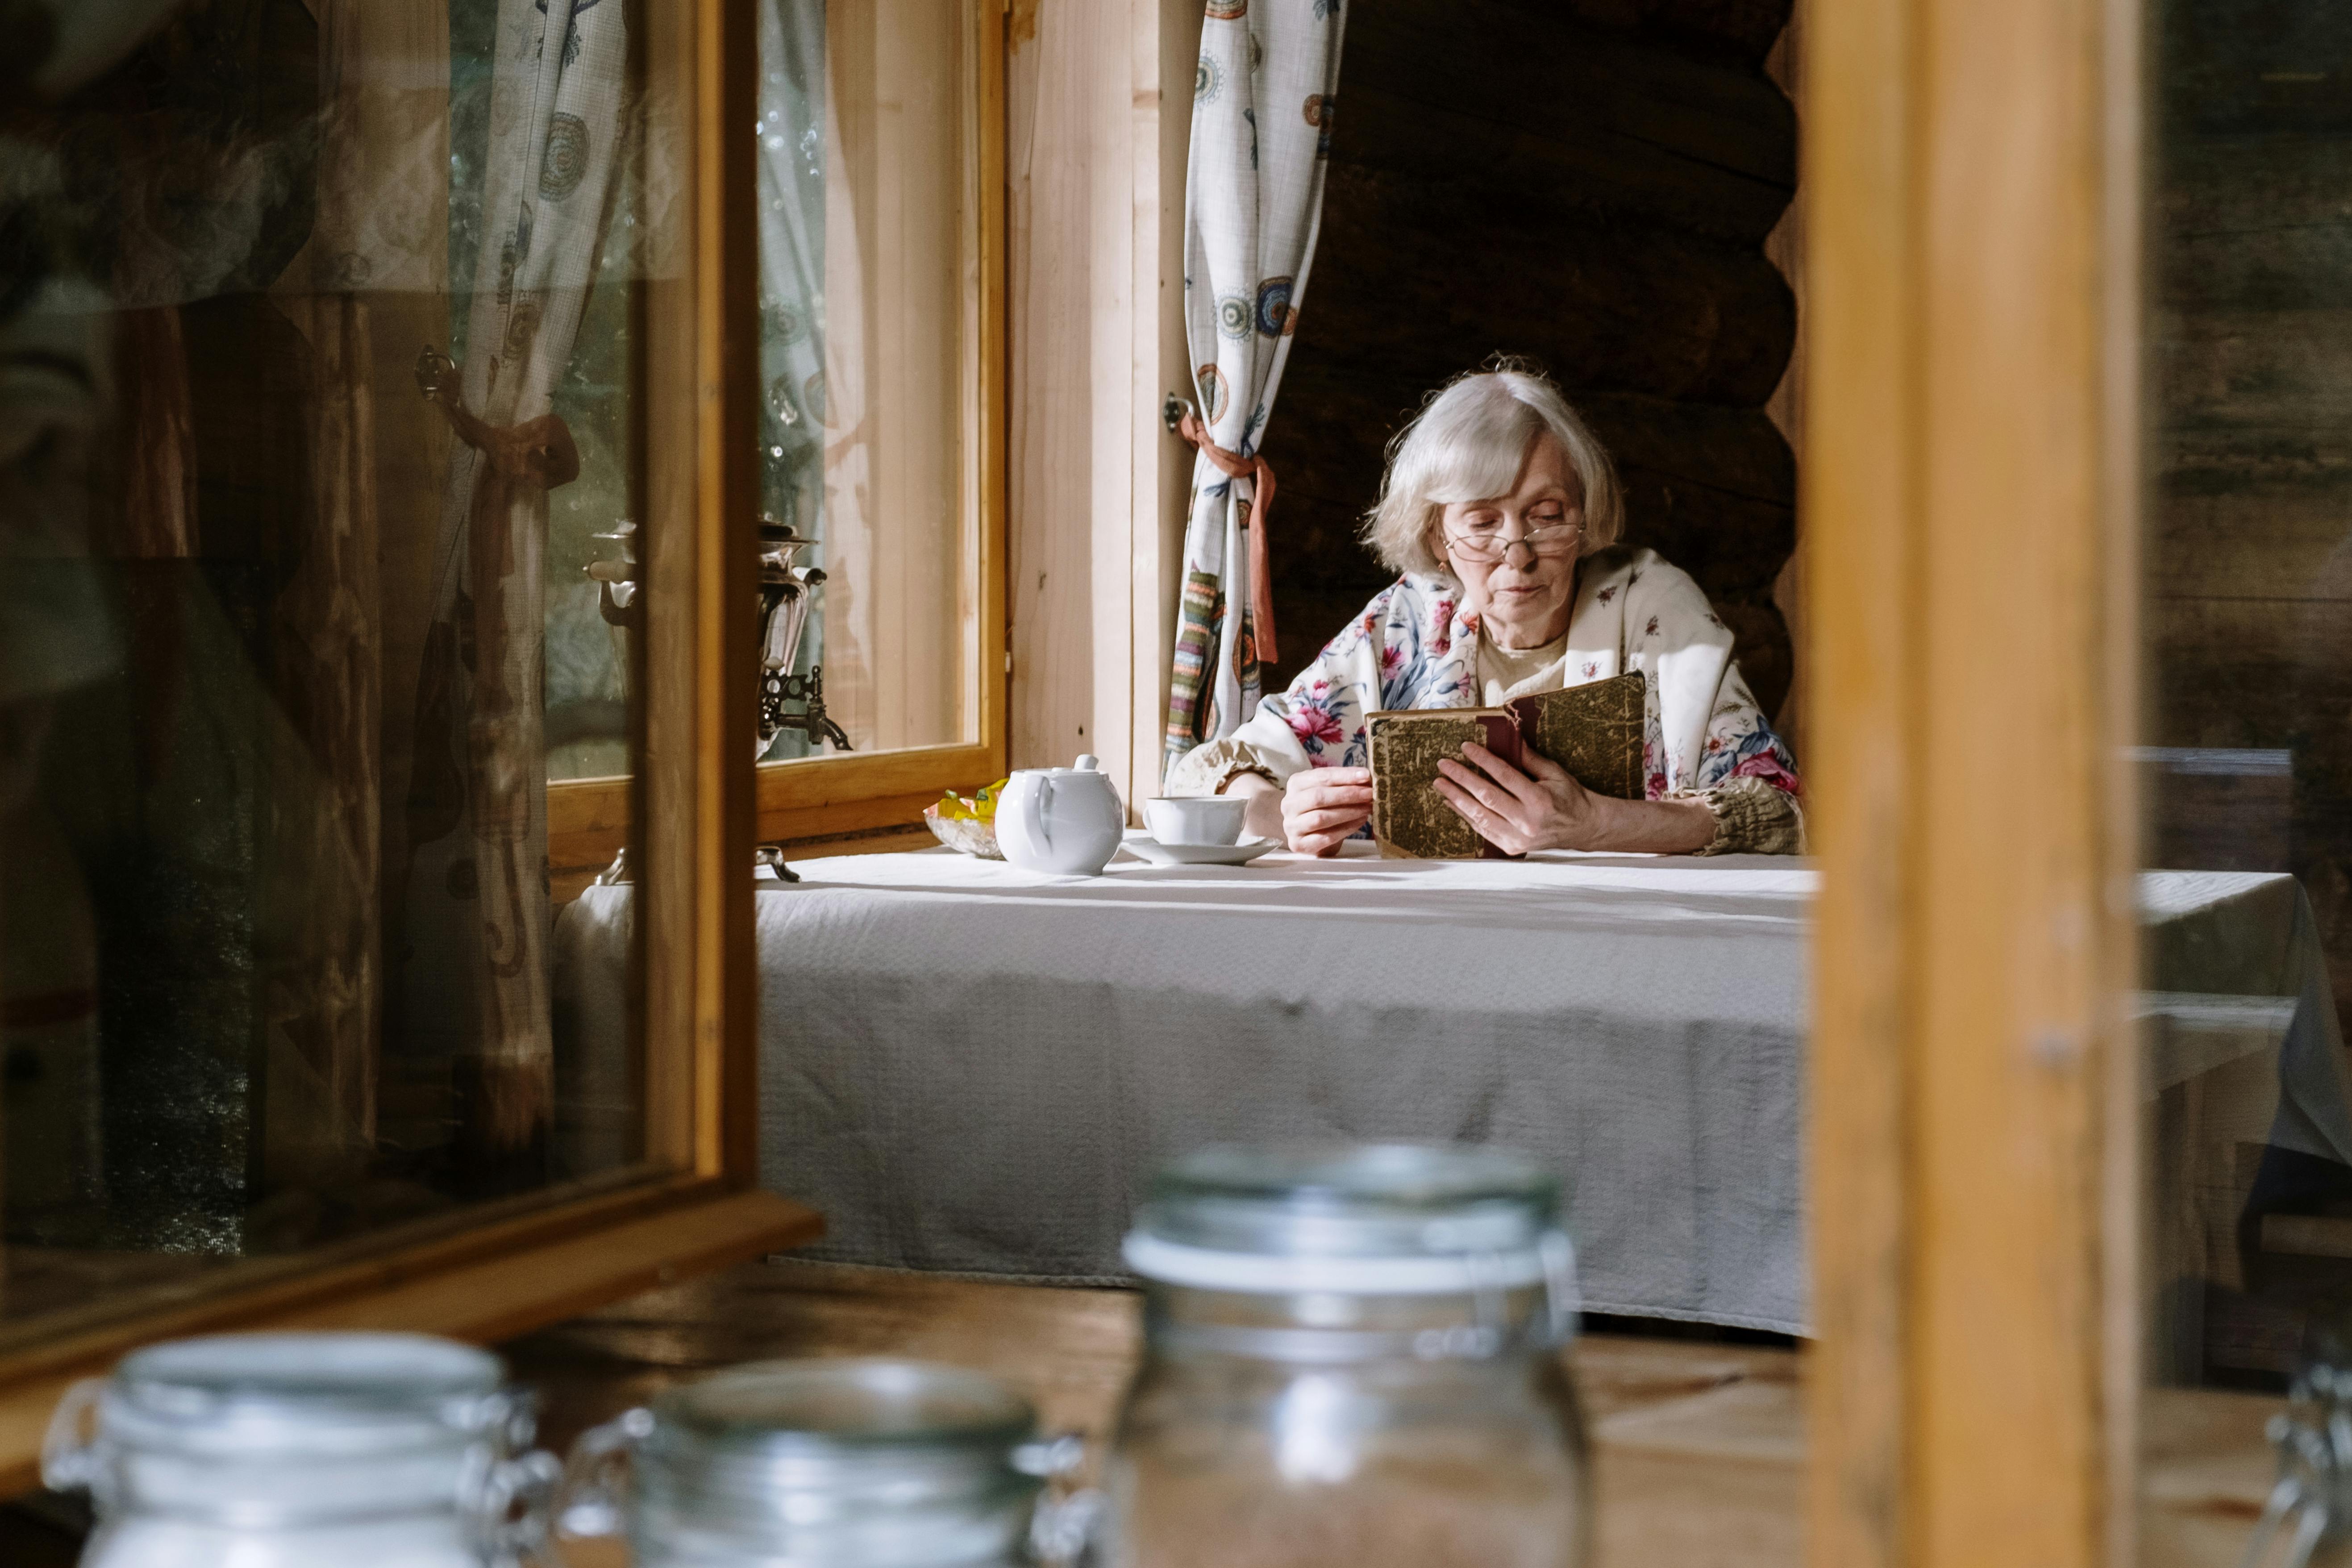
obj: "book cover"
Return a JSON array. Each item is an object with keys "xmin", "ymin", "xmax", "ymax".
[
  {"xmin": 1515, "ymin": 670, "xmax": 1646, "ymax": 802},
  {"xmin": 1367, "ymin": 671, "xmax": 1646, "ymax": 858},
  {"xmin": 1368, "ymin": 709, "xmax": 1523, "ymax": 859}
]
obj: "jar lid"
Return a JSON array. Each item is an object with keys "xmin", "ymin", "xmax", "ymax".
[
  {"xmin": 640, "ymin": 1360, "xmax": 1045, "ymax": 1531},
  {"xmin": 99, "ymin": 1332, "xmax": 512, "ymax": 1460},
  {"xmin": 1124, "ymin": 1142, "xmax": 1570, "ymax": 1295}
]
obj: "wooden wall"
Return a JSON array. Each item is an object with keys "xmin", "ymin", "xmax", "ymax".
[
  {"xmin": 819, "ymin": 0, "xmax": 972, "ymax": 754},
  {"xmin": 1003, "ymin": 0, "xmax": 1198, "ymax": 807},
  {"xmin": 2148, "ymin": 0, "xmax": 2352, "ymax": 1031},
  {"xmin": 1257, "ymin": 0, "xmax": 1801, "ymax": 721}
]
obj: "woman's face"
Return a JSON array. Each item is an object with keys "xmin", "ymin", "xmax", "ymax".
[{"xmin": 1434, "ymin": 434, "xmax": 1585, "ymax": 650}]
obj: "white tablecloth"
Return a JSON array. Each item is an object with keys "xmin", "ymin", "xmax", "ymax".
[{"xmin": 553, "ymin": 844, "xmax": 2347, "ymax": 1337}]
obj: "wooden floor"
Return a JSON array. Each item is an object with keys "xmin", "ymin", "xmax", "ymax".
[
  {"xmin": 0, "ymin": 1256, "xmax": 2288, "ymax": 1564},
  {"xmin": 498, "ymin": 1260, "xmax": 2301, "ymax": 1567},
  {"xmin": 507, "ymin": 1258, "xmax": 1803, "ymax": 1568}
]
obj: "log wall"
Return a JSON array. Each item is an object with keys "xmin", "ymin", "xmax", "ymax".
[{"xmin": 1259, "ymin": 0, "xmax": 1800, "ymax": 718}]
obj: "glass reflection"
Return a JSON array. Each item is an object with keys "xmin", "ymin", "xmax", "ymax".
[
  {"xmin": 2144, "ymin": 0, "xmax": 2352, "ymax": 1402},
  {"xmin": 753, "ymin": 0, "xmax": 975, "ymax": 765},
  {"xmin": 0, "ymin": 0, "xmax": 662, "ymax": 1326}
]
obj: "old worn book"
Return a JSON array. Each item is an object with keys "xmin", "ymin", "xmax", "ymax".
[{"xmin": 1367, "ymin": 671, "xmax": 1645, "ymax": 858}]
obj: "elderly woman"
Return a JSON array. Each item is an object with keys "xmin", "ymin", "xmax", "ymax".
[{"xmin": 1167, "ymin": 367, "xmax": 1802, "ymax": 856}]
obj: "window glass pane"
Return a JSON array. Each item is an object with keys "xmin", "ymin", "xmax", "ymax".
[
  {"xmin": 0, "ymin": 0, "xmax": 674, "ymax": 1332},
  {"xmin": 753, "ymin": 0, "xmax": 976, "ymax": 764},
  {"xmin": 2141, "ymin": 0, "xmax": 2352, "ymax": 1538}
]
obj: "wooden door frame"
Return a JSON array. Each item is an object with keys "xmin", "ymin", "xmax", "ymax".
[{"xmin": 1805, "ymin": 0, "xmax": 2143, "ymax": 1560}]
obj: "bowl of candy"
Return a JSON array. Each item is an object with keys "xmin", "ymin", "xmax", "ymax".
[{"xmin": 924, "ymin": 779, "xmax": 1008, "ymax": 859}]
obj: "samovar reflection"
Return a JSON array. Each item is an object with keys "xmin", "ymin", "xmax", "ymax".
[{"xmin": 585, "ymin": 515, "xmax": 849, "ymax": 886}]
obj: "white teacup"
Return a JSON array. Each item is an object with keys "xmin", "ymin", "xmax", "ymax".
[{"xmin": 1143, "ymin": 795, "xmax": 1247, "ymax": 847}]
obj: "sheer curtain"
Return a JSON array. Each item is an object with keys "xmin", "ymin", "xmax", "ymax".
[{"xmin": 1162, "ymin": 0, "xmax": 1345, "ymax": 779}]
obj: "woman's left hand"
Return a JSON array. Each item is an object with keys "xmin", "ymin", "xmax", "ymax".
[{"xmin": 1434, "ymin": 741, "xmax": 1599, "ymax": 854}]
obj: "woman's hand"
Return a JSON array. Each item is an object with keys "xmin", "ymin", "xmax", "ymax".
[
  {"xmin": 1278, "ymin": 766, "xmax": 1374, "ymax": 856},
  {"xmin": 1434, "ymin": 743, "xmax": 1597, "ymax": 853},
  {"xmin": 1220, "ymin": 772, "xmax": 1286, "ymax": 844},
  {"xmin": 1435, "ymin": 742, "xmax": 1717, "ymax": 855}
]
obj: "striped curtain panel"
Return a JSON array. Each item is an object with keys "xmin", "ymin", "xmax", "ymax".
[{"xmin": 1161, "ymin": 0, "xmax": 1346, "ymax": 781}]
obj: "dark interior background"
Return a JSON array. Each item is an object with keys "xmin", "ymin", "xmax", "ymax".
[
  {"xmin": 2146, "ymin": 0, "xmax": 2352, "ymax": 1381},
  {"xmin": 1257, "ymin": 0, "xmax": 1801, "ymax": 724},
  {"xmin": 2149, "ymin": 0, "xmax": 2352, "ymax": 1012}
]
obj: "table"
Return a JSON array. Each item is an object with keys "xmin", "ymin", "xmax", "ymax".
[{"xmin": 553, "ymin": 843, "xmax": 2348, "ymax": 1338}]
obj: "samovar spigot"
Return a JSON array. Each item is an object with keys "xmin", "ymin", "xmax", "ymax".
[{"xmin": 755, "ymin": 515, "xmax": 850, "ymax": 760}]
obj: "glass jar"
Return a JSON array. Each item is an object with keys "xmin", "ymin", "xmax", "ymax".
[
  {"xmin": 2240, "ymin": 1321, "xmax": 2352, "ymax": 1568},
  {"xmin": 1105, "ymin": 1143, "xmax": 1590, "ymax": 1568},
  {"xmin": 39, "ymin": 1331, "xmax": 559, "ymax": 1568},
  {"xmin": 558, "ymin": 1357, "xmax": 1084, "ymax": 1566}
]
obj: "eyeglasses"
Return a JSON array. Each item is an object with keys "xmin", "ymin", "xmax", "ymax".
[{"xmin": 1442, "ymin": 521, "xmax": 1583, "ymax": 565}]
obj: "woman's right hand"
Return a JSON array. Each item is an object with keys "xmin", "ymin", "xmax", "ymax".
[{"xmin": 1281, "ymin": 766, "xmax": 1374, "ymax": 856}]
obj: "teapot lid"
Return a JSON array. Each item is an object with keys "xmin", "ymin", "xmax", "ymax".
[{"xmin": 1015, "ymin": 754, "xmax": 1106, "ymax": 777}]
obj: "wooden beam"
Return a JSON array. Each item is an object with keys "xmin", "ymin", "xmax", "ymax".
[
  {"xmin": 691, "ymin": 0, "xmax": 762, "ymax": 1185},
  {"xmin": 1804, "ymin": 0, "xmax": 1918, "ymax": 1551},
  {"xmin": 1807, "ymin": 0, "xmax": 2138, "ymax": 1561}
]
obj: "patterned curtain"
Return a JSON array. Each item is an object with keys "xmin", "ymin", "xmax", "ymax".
[
  {"xmin": 1161, "ymin": 0, "xmax": 1345, "ymax": 780},
  {"xmin": 403, "ymin": 0, "xmax": 626, "ymax": 1177}
]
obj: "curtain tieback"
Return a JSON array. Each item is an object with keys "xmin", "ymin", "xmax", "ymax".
[{"xmin": 1176, "ymin": 410, "xmax": 1279, "ymax": 665}]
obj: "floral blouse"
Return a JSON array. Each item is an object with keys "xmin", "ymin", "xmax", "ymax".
[{"xmin": 1166, "ymin": 545, "xmax": 1803, "ymax": 854}]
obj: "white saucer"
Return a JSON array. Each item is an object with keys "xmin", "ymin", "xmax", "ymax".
[{"xmin": 1124, "ymin": 834, "xmax": 1281, "ymax": 867}]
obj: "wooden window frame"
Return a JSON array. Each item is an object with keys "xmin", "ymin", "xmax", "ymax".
[
  {"xmin": 0, "ymin": 0, "xmax": 822, "ymax": 1494},
  {"xmin": 551, "ymin": 0, "xmax": 1010, "ymax": 876},
  {"xmin": 1807, "ymin": 0, "xmax": 2141, "ymax": 1559}
]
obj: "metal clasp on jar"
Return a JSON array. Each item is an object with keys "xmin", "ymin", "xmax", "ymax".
[
  {"xmin": 40, "ymin": 1378, "xmax": 115, "ymax": 1508},
  {"xmin": 1016, "ymin": 1432, "xmax": 1101, "ymax": 1568},
  {"xmin": 560, "ymin": 1409, "xmax": 1099, "ymax": 1567},
  {"xmin": 555, "ymin": 1405, "xmax": 657, "ymax": 1543},
  {"xmin": 456, "ymin": 1390, "xmax": 565, "ymax": 1565},
  {"xmin": 2242, "ymin": 1363, "xmax": 2352, "ymax": 1568}
]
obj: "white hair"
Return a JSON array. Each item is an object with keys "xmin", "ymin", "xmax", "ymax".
[{"xmin": 1361, "ymin": 366, "xmax": 1624, "ymax": 578}]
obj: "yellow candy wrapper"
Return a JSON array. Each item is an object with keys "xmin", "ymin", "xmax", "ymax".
[
  {"xmin": 935, "ymin": 778, "xmax": 1009, "ymax": 823},
  {"xmin": 925, "ymin": 778, "xmax": 1011, "ymax": 859}
]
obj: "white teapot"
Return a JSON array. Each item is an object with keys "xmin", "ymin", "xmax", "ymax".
[{"xmin": 997, "ymin": 755, "xmax": 1125, "ymax": 876}]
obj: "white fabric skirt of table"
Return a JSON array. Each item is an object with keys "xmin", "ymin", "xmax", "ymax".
[{"xmin": 553, "ymin": 844, "xmax": 2350, "ymax": 1338}]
